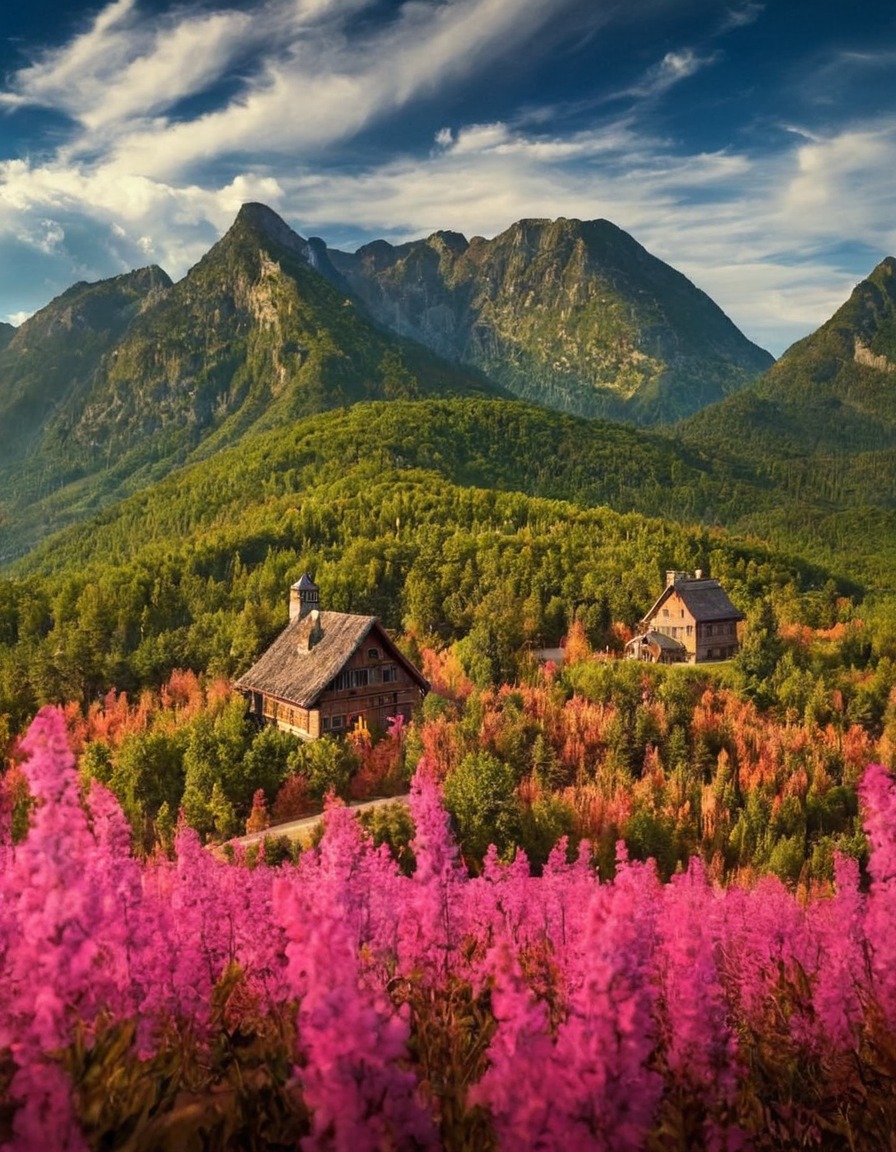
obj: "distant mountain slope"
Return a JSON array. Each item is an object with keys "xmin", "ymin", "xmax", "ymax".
[
  {"xmin": 680, "ymin": 257, "xmax": 896, "ymax": 460},
  {"xmin": 667, "ymin": 257, "xmax": 896, "ymax": 585},
  {"xmin": 327, "ymin": 217, "xmax": 774, "ymax": 424},
  {"xmin": 0, "ymin": 266, "xmax": 171, "ymax": 469},
  {"xmin": 0, "ymin": 205, "xmax": 500, "ymax": 560}
]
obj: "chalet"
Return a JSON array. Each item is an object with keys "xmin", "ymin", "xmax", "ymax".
[
  {"xmin": 625, "ymin": 570, "xmax": 744, "ymax": 664},
  {"xmin": 235, "ymin": 575, "xmax": 428, "ymax": 739}
]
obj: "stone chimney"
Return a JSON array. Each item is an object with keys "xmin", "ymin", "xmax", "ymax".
[
  {"xmin": 296, "ymin": 609, "xmax": 323, "ymax": 653},
  {"xmin": 289, "ymin": 573, "xmax": 320, "ymax": 621},
  {"xmin": 665, "ymin": 570, "xmax": 690, "ymax": 588}
]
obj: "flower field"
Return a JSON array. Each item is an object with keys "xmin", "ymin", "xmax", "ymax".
[{"xmin": 1, "ymin": 707, "xmax": 895, "ymax": 1150}]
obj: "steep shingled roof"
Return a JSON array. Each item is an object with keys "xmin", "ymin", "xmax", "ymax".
[
  {"xmin": 234, "ymin": 611, "xmax": 427, "ymax": 708},
  {"xmin": 642, "ymin": 577, "xmax": 744, "ymax": 625}
]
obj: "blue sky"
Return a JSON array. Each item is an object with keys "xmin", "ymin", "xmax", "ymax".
[{"xmin": 0, "ymin": 0, "xmax": 894, "ymax": 355}]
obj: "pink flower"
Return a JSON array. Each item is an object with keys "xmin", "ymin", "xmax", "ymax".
[{"xmin": 859, "ymin": 763, "xmax": 896, "ymax": 1027}]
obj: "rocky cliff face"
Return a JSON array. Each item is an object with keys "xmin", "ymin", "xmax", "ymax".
[{"xmin": 328, "ymin": 217, "xmax": 774, "ymax": 424}]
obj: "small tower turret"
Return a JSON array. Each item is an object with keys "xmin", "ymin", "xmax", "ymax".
[{"xmin": 289, "ymin": 573, "xmax": 320, "ymax": 622}]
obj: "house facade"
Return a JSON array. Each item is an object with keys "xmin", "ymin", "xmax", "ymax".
[
  {"xmin": 235, "ymin": 575, "xmax": 428, "ymax": 739},
  {"xmin": 626, "ymin": 569, "xmax": 744, "ymax": 664}
]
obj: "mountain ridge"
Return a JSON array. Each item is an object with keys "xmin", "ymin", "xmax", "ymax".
[
  {"xmin": 326, "ymin": 214, "xmax": 774, "ymax": 423},
  {"xmin": 2, "ymin": 202, "xmax": 894, "ymax": 580},
  {"xmin": 0, "ymin": 205, "xmax": 500, "ymax": 559}
]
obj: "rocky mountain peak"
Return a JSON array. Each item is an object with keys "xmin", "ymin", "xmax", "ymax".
[
  {"xmin": 227, "ymin": 203, "xmax": 347, "ymax": 286},
  {"xmin": 234, "ymin": 202, "xmax": 306, "ymax": 249},
  {"xmin": 798, "ymin": 255, "xmax": 896, "ymax": 358},
  {"xmin": 426, "ymin": 230, "xmax": 470, "ymax": 256}
]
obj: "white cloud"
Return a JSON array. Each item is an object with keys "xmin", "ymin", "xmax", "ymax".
[
  {"xmin": 4, "ymin": 0, "xmax": 255, "ymax": 137},
  {"xmin": 781, "ymin": 125, "xmax": 896, "ymax": 247},
  {"xmin": 610, "ymin": 46, "xmax": 720, "ymax": 103},
  {"xmin": 659, "ymin": 49, "xmax": 705, "ymax": 84},
  {"xmin": 720, "ymin": 3, "xmax": 764, "ymax": 32},
  {"xmin": 2, "ymin": 0, "xmax": 588, "ymax": 182},
  {"xmin": 448, "ymin": 122, "xmax": 512, "ymax": 155}
]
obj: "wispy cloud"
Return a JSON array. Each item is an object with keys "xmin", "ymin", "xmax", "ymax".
[
  {"xmin": 719, "ymin": 3, "xmax": 764, "ymax": 33},
  {"xmin": 1, "ymin": 0, "xmax": 256, "ymax": 134},
  {"xmin": 3, "ymin": 0, "xmax": 587, "ymax": 178},
  {"xmin": 635, "ymin": 48, "xmax": 721, "ymax": 99}
]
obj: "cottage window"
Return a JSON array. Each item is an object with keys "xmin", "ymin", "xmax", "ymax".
[
  {"xmin": 382, "ymin": 665, "xmax": 397, "ymax": 684},
  {"xmin": 330, "ymin": 715, "xmax": 344, "ymax": 730},
  {"xmin": 367, "ymin": 647, "xmax": 380, "ymax": 661}
]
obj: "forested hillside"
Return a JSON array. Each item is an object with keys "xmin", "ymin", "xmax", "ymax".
[
  {"xmin": 0, "ymin": 398, "xmax": 809, "ymax": 730},
  {"xmin": 682, "ymin": 257, "xmax": 896, "ymax": 459},
  {"xmin": 673, "ymin": 257, "xmax": 896, "ymax": 580}
]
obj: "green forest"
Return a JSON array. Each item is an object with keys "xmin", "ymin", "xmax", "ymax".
[{"xmin": 2, "ymin": 395, "xmax": 895, "ymax": 891}]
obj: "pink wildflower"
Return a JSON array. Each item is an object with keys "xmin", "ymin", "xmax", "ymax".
[{"xmin": 858, "ymin": 763, "xmax": 896, "ymax": 1027}]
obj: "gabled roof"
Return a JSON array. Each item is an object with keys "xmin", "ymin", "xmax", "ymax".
[
  {"xmin": 235, "ymin": 611, "xmax": 428, "ymax": 708},
  {"xmin": 626, "ymin": 630, "xmax": 687, "ymax": 653},
  {"xmin": 643, "ymin": 577, "xmax": 744, "ymax": 625}
]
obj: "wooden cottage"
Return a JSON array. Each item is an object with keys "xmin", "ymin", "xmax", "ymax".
[
  {"xmin": 626, "ymin": 570, "xmax": 744, "ymax": 664},
  {"xmin": 235, "ymin": 575, "xmax": 428, "ymax": 739}
]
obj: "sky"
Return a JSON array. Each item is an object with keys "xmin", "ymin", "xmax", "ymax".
[{"xmin": 0, "ymin": 1, "xmax": 894, "ymax": 356}]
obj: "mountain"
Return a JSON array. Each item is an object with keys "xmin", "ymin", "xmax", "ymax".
[
  {"xmin": 2, "ymin": 202, "xmax": 888, "ymax": 582},
  {"xmin": 669, "ymin": 257, "xmax": 896, "ymax": 584},
  {"xmin": 0, "ymin": 266, "xmax": 171, "ymax": 471},
  {"xmin": 0, "ymin": 204, "xmax": 499, "ymax": 560},
  {"xmin": 677, "ymin": 257, "xmax": 896, "ymax": 517},
  {"xmin": 28, "ymin": 203, "xmax": 498, "ymax": 470},
  {"xmin": 326, "ymin": 217, "xmax": 774, "ymax": 423},
  {"xmin": 680, "ymin": 257, "xmax": 896, "ymax": 460}
]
